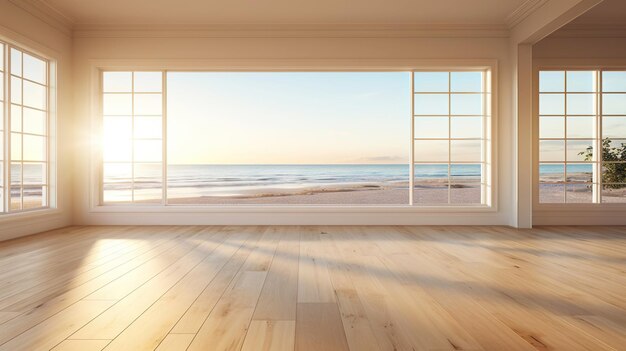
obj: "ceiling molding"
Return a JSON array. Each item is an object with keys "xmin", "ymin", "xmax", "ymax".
[
  {"xmin": 72, "ymin": 23, "xmax": 510, "ymax": 39},
  {"xmin": 506, "ymin": 0, "xmax": 550, "ymax": 28},
  {"xmin": 9, "ymin": 0, "xmax": 75, "ymax": 36}
]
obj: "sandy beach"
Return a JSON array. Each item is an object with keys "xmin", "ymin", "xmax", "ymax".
[{"xmin": 166, "ymin": 180, "xmax": 482, "ymax": 205}]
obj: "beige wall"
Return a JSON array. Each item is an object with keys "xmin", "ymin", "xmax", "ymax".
[
  {"xmin": 0, "ymin": 1, "xmax": 73, "ymax": 240},
  {"xmin": 71, "ymin": 34, "xmax": 516, "ymax": 225}
]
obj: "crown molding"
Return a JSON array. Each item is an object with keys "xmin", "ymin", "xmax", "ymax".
[
  {"xmin": 72, "ymin": 23, "xmax": 510, "ymax": 39},
  {"xmin": 506, "ymin": 0, "xmax": 550, "ymax": 28},
  {"xmin": 8, "ymin": 0, "xmax": 75, "ymax": 36}
]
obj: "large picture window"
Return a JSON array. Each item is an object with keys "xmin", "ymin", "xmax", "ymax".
[
  {"xmin": 0, "ymin": 41, "xmax": 51, "ymax": 214},
  {"xmin": 100, "ymin": 69, "xmax": 492, "ymax": 207},
  {"xmin": 539, "ymin": 69, "xmax": 626, "ymax": 203}
]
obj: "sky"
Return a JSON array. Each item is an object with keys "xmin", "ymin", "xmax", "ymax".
[{"xmin": 166, "ymin": 72, "xmax": 411, "ymax": 164}]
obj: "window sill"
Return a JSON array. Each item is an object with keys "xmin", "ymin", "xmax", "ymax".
[
  {"xmin": 0, "ymin": 208, "xmax": 61, "ymax": 223},
  {"xmin": 89, "ymin": 204, "xmax": 497, "ymax": 214}
]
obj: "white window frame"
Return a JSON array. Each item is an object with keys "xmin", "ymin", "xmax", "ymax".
[
  {"xmin": 411, "ymin": 69, "xmax": 492, "ymax": 206},
  {"xmin": 0, "ymin": 39, "xmax": 54, "ymax": 215},
  {"xmin": 92, "ymin": 60, "xmax": 497, "ymax": 213},
  {"xmin": 535, "ymin": 64, "xmax": 626, "ymax": 208}
]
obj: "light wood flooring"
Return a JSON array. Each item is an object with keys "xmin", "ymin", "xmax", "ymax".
[{"xmin": 0, "ymin": 225, "xmax": 625, "ymax": 351}]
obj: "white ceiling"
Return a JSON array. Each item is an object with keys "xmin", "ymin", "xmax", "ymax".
[{"xmin": 41, "ymin": 0, "xmax": 528, "ymax": 26}]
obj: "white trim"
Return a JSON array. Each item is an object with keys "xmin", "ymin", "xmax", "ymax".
[
  {"xmin": 91, "ymin": 59, "xmax": 499, "ymax": 218},
  {"xmin": 533, "ymin": 61, "xmax": 626, "ymax": 214},
  {"xmin": 506, "ymin": 0, "xmax": 550, "ymax": 28},
  {"xmin": 7, "ymin": 0, "xmax": 74, "ymax": 37}
]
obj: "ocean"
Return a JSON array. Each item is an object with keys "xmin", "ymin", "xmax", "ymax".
[{"xmin": 100, "ymin": 163, "xmax": 589, "ymax": 200}]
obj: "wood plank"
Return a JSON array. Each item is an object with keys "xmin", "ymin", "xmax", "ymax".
[
  {"xmin": 99, "ymin": 228, "xmax": 261, "ymax": 351},
  {"xmin": 297, "ymin": 227, "xmax": 335, "ymax": 303},
  {"xmin": 51, "ymin": 340, "xmax": 110, "ymax": 351},
  {"xmin": 154, "ymin": 334, "xmax": 195, "ymax": 351},
  {"xmin": 241, "ymin": 320, "xmax": 295, "ymax": 351},
  {"xmin": 295, "ymin": 303, "xmax": 349, "ymax": 351},
  {"xmin": 253, "ymin": 226, "xmax": 300, "ymax": 321},
  {"xmin": 71, "ymin": 228, "xmax": 231, "ymax": 340},
  {"xmin": 0, "ymin": 300, "xmax": 115, "ymax": 351},
  {"xmin": 187, "ymin": 271, "xmax": 268, "ymax": 351}
]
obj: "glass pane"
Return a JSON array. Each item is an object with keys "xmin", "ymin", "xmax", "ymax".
[
  {"xmin": 134, "ymin": 140, "xmax": 162, "ymax": 162},
  {"xmin": 10, "ymin": 48, "xmax": 22, "ymax": 77},
  {"xmin": 11, "ymin": 163, "xmax": 21, "ymax": 185},
  {"xmin": 540, "ymin": 116, "xmax": 564, "ymax": 138},
  {"xmin": 414, "ymin": 94, "xmax": 448, "ymax": 115},
  {"xmin": 414, "ymin": 117, "xmax": 448, "ymax": 139},
  {"xmin": 11, "ymin": 104, "xmax": 21, "ymax": 132},
  {"xmin": 23, "ymin": 185, "xmax": 45, "ymax": 209},
  {"xmin": 414, "ymin": 72, "xmax": 448, "ymax": 92},
  {"xmin": 134, "ymin": 72, "xmax": 162, "ymax": 92},
  {"xmin": 103, "ymin": 94, "xmax": 132, "ymax": 115},
  {"xmin": 451, "ymin": 94, "xmax": 482, "ymax": 115},
  {"xmin": 540, "ymin": 163, "xmax": 564, "ymax": 182},
  {"xmin": 23, "ymin": 135, "xmax": 46, "ymax": 161},
  {"xmin": 103, "ymin": 72, "xmax": 132, "ymax": 92},
  {"xmin": 451, "ymin": 72, "xmax": 482, "ymax": 92},
  {"xmin": 11, "ymin": 77, "xmax": 22, "ymax": 104},
  {"xmin": 23, "ymin": 162, "xmax": 46, "ymax": 185},
  {"xmin": 566, "ymin": 163, "xmax": 593, "ymax": 183},
  {"xmin": 103, "ymin": 116, "xmax": 132, "ymax": 141},
  {"xmin": 23, "ymin": 53, "xmax": 46, "ymax": 85},
  {"xmin": 414, "ymin": 140, "xmax": 448, "ymax": 162},
  {"xmin": 567, "ymin": 116, "xmax": 594, "ymax": 138},
  {"xmin": 540, "ymin": 140, "xmax": 565, "ymax": 161},
  {"xmin": 103, "ymin": 138, "xmax": 132, "ymax": 162},
  {"xmin": 540, "ymin": 71, "xmax": 564, "ymax": 92},
  {"xmin": 566, "ymin": 71, "xmax": 595, "ymax": 92},
  {"xmin": 103, "ymin": 163, "xmax": 132, "ymax": 184},
  {"xmin": 602, "ymin": 71, "xmax": 626, "ymax": 93},
  {"xmin": 567, "ymin": 140, "xmax": 593, "ymax": 162},
  {"xmin": 10, "ymin": 187, "xmax": 21, "ymax": 210},
  {"xmin": 605, "ymin": 140, "xmax": 626, "ymax": 162},
  {"xmin": 451, "ymin": 117, "xmax": 482, "ymax": 139},
  {"xmin": 451, "ymin": 183, "xmax": 481, "ymax": 204},
  {"xmin": 567, "ymin": 184, "xmax": 592, "ymax": 203},
  {"xmin": 23, "ymin": 108, "xmax": 46, "ymax": 135},
  {"xmin": 0, "ymin": 44, "xmax": 4, "ymax": 71},
  {"xmin": 450, "ymin": 140, "xmax": 482, "ymax": 162},
  {"xmin": 539, "ymin": 94, "xmax": 565, "ymax": 115},
  {"xmin": 103, "ymin": 163, "xmax": 132, "ymax": 203},
  {"xmin": 0, "ymin": 72, "xmax": 3, "ymax": 99},
  {"xmin": 602, "ymin": 184, "xmax": 626, "ymax": 203},
  {"xmin": 602, "ymin": 117, "xmax": 626, "ymax": 138},
  {"xmin": 134, "ymin": 163, "xmax": 162, "ymax": 203},
  {"xmin": 567, "ymin": 94, "xmax": 595, "ymax": 115},
  {"xmin": 450, "ymin": 163, "xmax": 481, "ymax": 182},
  {"xmin": 134, "ymin": 116, "xmax": 162, "ymax": 139},
  {"xmin": 540, "ymin": 183, "xmax": 564, "ymax": 203},
  {"xmin": 11, "ymin": 133, "xmax": 22, "ymax": 160},
  {"xmin": 103, "ymin": 185, "xmax": 132, "ymax": 203},
  {"xmin": 134, "ymin": 94, "xmax": 162, "ymax": 115},
  {"xmin": 601, "ymin": 163, "xmax": 626, "ymax": 184},
  {"xmin": 23, "ymin": 80, "xmax": 47, "ymax": 110},
  {"xmin": 603, "ymin": 94, "xmax": 626, "ymax": 115},
  {"xmin": 413, "ymin": 179, "xmax": 448, "ymax": 205}
]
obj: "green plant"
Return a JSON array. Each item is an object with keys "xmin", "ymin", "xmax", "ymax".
[{"xmin": 579, "ymin": 138, "xmax": 626, "ymax": 188}]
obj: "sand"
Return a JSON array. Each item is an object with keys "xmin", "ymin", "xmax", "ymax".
[{"xmin": 165, "ymin": 181, "xmax": 482, "ymax": 205}]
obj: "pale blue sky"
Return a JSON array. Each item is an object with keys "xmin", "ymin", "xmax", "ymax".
[{"xmin": 167, "ymin": 72, "xmax": 411, "ymax": 164}]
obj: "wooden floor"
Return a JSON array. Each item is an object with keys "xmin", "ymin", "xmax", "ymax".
[{"xmin": 0, "ymin": 226, "xmax": 625, "ymax": 351}]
